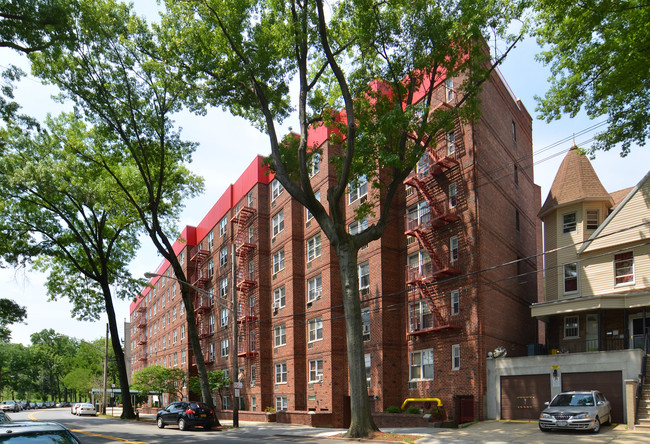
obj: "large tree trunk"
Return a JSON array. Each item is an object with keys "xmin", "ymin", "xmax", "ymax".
[
  {"xmin": 101, "ymin": 282, "xmax": 135, "ymax": 419},
  {"xmin": 336, "ymin": 243, "xmax": 378, "ymax": 438}
]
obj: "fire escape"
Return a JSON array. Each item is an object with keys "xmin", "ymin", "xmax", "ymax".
[
  {"xmin": 231, "ymin": 203, "xmax": 258, "ymax": 358},
  {"xmin": 403, "ymin": 116, "xmax": 462, "ymax": 338},
  {"xmin": 189, "ymin": 243, "xmax": 213, "ymax": 339},
  {"xmin": 135, "ymin": 302, "xmax": 148, "ymax": 361}
]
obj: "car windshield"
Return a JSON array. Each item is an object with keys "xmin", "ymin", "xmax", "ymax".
[
  {"xmin": 550, "ymin": 393, "xmax": 595, "ymax": 407},
  {"xmin": 0, "ymin": 431, "xmax": 79, "ymax": 443}
]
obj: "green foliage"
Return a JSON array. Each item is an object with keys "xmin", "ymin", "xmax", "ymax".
[
  {"xmin": 132, "ymin": 365, "xmax": 185, "ymax": 400},
  {"xmin": 532, "ymin": 0, "xmax": 650, "ymax": 156},
  {"xmin": 265, "ymin": 406, "xmax": 276, "ymax": 413},
  {"xmin": 385, "ymin": 406, "xmax": 401, "ymax": 413},
  {"xmin": 406, "ymin": 407, "xmax": 421, "ymax": 414},
  {"xmin": 0, "ymin": 299, "xmax": 26, "ymax": 342}
]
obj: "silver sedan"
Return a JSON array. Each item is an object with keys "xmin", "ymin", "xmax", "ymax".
[{"xmin": 539, "ymin": 390, "xmax": 612, "ymax": 433}]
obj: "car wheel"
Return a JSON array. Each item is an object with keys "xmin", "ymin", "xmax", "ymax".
[
  {"xmin": 603, "ymin": 413, "xmax": 611, "ymax": 426},
  {"xmin": 157, "ymin": 417, "xmax": 165, "ymax": 429},
  {"xmin": 592, "ymin": 417, "xmax": 600, "ymax": 433},
  {"xmin": 178, "ymin": 418, "xmax": 189, "ymax": 431},
  {"xmin": 538, "ymin": 424, "xmax": 549, "ymax": 433}
]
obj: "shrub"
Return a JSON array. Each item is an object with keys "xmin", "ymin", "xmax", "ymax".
[
  {"xmin": 406, "ymin": 407, "xmax": 421, "ymax": 414},
  {"xmin": 385, "ymin": 406, "xmax": 401, "ymax": 414},
  {"xmin": 264, "ymin": 406, "xmax": 276, "ymax": 413}
]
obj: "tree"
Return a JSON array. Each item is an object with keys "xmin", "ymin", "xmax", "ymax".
[
  {"xmin": 132, "ymin": 365, "xmax": 186, "ymax": 404},
  {"xmin": 532, "ymin": 0, "xmax": 650, "ymax": 156},
  {"xmin": 0, "ymin": 342, "xmax": 38, "ymax": 399},
  {"xmin": 0, "ymin": 298, "xmax": 26, "ymax": 342},
  {"xmin": 0, "ymin": 0, "xmax": 75, "ymax": 54},
  {"xmin": 26, "ymin": 0, "xmax": 215, "ymax": 416},
  {"xmin": 162, "ymin": 0, "xmax": 523, "ymax": 437},
  {"xmin": 0, "ymin": 115, "xmax": 143, "ymax": 417},
  {"xmin": 30, "ymin": 330, "xmax": 77, "ymax": 402},
  {"xmin": 189, "ymin": 370, "xmax": 230, "ymax": 407}
]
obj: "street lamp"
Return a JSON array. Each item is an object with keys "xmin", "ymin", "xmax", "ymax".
[{"xmin": 144, "ymin": 259, "xmax": 240, "ymax": 427}]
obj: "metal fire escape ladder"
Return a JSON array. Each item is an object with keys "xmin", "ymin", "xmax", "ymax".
[{"xmin": 231, "ymin": 204, "xmax": 259, "ymax": 358}]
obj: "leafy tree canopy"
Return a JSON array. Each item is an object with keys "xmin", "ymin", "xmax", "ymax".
[
  {"xmin": 0, "ymin": 298, "xmax": 26, "ymax": 342},
  {"xmin": 532, "ymin": 0, "xmax": 650, "ymax": 156}
]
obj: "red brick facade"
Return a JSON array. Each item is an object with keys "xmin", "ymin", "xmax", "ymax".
[{"xmin": 129, "ymin": 68, "xmax": 540, "ymax": 427}]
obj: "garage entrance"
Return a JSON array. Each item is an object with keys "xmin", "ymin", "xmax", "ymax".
[
  {"xmin": 561, "ymin": 371, "xmax": 623, "ymax": 423},
  {"xmin": 500, "ymin": 374, "xmax": 551, "ymax": 420}
]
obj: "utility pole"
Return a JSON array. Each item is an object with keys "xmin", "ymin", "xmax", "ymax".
[
  {"xmin": 232, "ymin": 244, "xmax": 239, "ymax": 428},
  {"xmin": 103, "ymin": 323, "xmax": 108, "ymax": 415}
]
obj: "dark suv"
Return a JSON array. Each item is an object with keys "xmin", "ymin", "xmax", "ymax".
[
  {"xmin": 156, "ymin": 401, "xmax": 215, "ymax": 431},
  {"xmin": 0, "ymin": 421, "xmax": 82, "ymax": 443}
]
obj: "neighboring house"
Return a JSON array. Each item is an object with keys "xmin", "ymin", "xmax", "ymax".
[
  {"xmin": 486, "ymin": 147, "xmax": 649, "ymax": 424},
  {"xmin": 129, "ymin": 67, "xmax": 540, "ymax": 427}
]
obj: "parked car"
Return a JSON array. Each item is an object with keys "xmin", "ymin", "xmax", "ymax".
[
  {"xmin": 0, "ymin": 401, "xmax": 20, "ymax": 412},
  {"xmin": 0, "ymin": 411, "xmax": 11, "ymax": 422},
  {"xmin": 539, "ymin": 390, "xmax": 612, "ymax": 433},
  {"xmin": 156, "ymin": 401, "xmax": 215, "ymax": 431},
  {"xmin": 0, "ymin": 421, "xmax": 81, "ymax": 443},
  {"xmin": 76, "ymin": 403, "xmax": 97, "ymax": 416},
  {"xmin": 71, "ymin": 403, "xmax": 81, "ymax": 415}
]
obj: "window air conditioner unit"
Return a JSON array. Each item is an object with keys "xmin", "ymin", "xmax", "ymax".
[
  {"xmin": 317, "ymin": 374, "xmax": 323, "ymax": 382},
  {"xmin": 408, "ymin": 381, "xmax": 417, "ymax": 390}
]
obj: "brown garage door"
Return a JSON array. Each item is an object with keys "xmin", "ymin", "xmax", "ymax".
[
  {"xmin": 562, "ymin": 371, "xmax": 623, "ymax": 423},
  {"xmin": 501, "ymin": 374, "xmax": 551, "ymax": 420}
]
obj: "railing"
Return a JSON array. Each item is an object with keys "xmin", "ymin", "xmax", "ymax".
[
  {"xmin": 547, "ymin": 337, "xmax": 625, "ymax": 354},
  {"xmin": 635, "ymin": 332, "xmax": 650, "ymax": 424}
]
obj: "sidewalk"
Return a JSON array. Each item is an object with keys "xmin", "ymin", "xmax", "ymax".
[{"xmin": 108, "ymin": 409, "xmax": 650, "ymax": 443}]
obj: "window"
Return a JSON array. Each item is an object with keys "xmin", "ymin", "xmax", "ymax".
[
  {"xmin": 512, "ymin": 120, "xmax": 517, "ymax": 146},
  {"xmin": 274, "ymin": 325, "xmax": 286, "ymax": 347},
  {"xmin": 309, "ymin": 153, "xmax": 321, "ymax": 177},
  {"xmin": 358, "ymin": 262, "xmax": 370, "ymax": 291},
  {"xmin": 515, "ymin": 210, "xmax": 520, "ymax": 233},
  {"xmin": 563, "ymin": 212, "xmax": 577, "ymax": 233},
  {"xmin": 251, "ymin": 396, "xmax": 257, "ymax": 411},
  {"xmin": 272, "ymin": 249, "xmax": 285, "ymax": 274},
  {"xmin": 273, "ymin": 286, "xmax": 286, "ymax": 308},
  {"xmin": 221, "ymin": 339, "xmax": 229, "ymax": 357},
  {"xmin": 514, "ymin": 164, "xmax": 519, "ymax": 186},
  {"xmin": 309, "ymin": 359, "xmax": 323, "ymax": 382},
  {"xmin": 180, "ymin": 325, "xmax": 185, "ymax": 340},
  {"xmin": 275, "ymin": 396, "xmax": 288, "ymax": 411},
  {"xmin": 349, "ymin": 216, "xmax": 369, "ymax": 235},
  {"xmin": 450, "ymin": 236, "xmax": 459, "ymax": 262},
  {"xmin": 348, "ymin": 175, "xmax": 368, "ymax": 204},
  {"xmin": 220, "ymin": 309, "xmax": 229, "ymax": 327},
  {"xmin": 180, "ymin": 302, "xmax": 184, "ymax": 315},
  {"xmin": 614, "ymin": 251, "xmax": 634, "ymax": 285},
  {"xmin": 248, "ymin": 226, "xmax": 255, "ymax": 243},
  {"xmin": 451, "ymin": 289, "xmax": 460, "ymax": 315},
  {"xmin": 406, "ymin": 201, "xmax": 430, "ymax": 230},
  {"xmin": 222, "ymin": 396, "xmax": 231, "ymax": 410},
  {"xmin": 219, "ymin": 216, "xmax": 228, "ymax": 237},
  {"xmin": 409, "ymin": 300, "xmax": 433, "ymax": 331},
  {"xmin": 447, "ymin": 130, "xmax": 456, "ymax": 155},
  {"xmin": 365, "ymin": 353, "xmax": 371, "ymax": 384},
  {"xmin": 275, "ymin": 363, "xmax": 287, "ymax": 384},
  {"xmin": 220, "ymin": 278, "xmax": 228, "ymax": 298},
  {"xmin": 408, "ymin": 250, "xmax": 431, "ymax": 278},
  {"xmin": 173, "ymin": 330, "xmax": 177, "ymax": 344},
  {"xmin": 445, "ymin": 77, "xmax": 454, "ymax": 102},
  {"xmin": 308, "ymin": 317, "xmax": 323, "ymax": 342},
  {"xmin": 208, "ymin": 231, "xmax": 214, "ymax": 251},
  {"xmin": 362, "ymin": 308, "xmax": 370, "ymax": 341},
  {"xmin": 409, "ymin": 349, "xmax": 434, "ymax": 380},
  {"xmin": 449, "ymin": 182, "xmax": 457, "ymax": 208},
  {"xmin": 250, "ymin": 365, "xmax": 256, "ymax": 387},
  {"xmin": 564, "ymin": 262, "xmax": 578, "ymax": 293},
  {"xmin": 586, "ymin": 210, "xmax": 599, "ymax": 230},
  {"xmin": 248, "ymin": 191, "xmax": 254, "ymax": 207},
  {"xmin": 272, "ymin": 210, "xmax": 285, "ymax": 237},
  {"xmin": 174, "ymin": 352, "xmax": 178, "ymax": 366},
  {"xmin": 564, "ymin": 316, "xmax": 579, "ymax": 338},
  {"xmin": 248, "ymin": 260, "xmax": 255, "ymax": 280},
  {"xmin": 207, "ymin": 258, "xmax": 214, "ymax": 278},
  {"xmin": 220, "ymin": 247, "xmax": 228, "ymax": 267},
  {"xmin": 209, "ymin": 343, "xmax": 215, "ymax": 361},
  {"xmin": 306, "ymin": 190, "xmax": 320, "ymax": 221},
  {"xmin": 271, "ymin": 179, "xmax": 284, "ymax": 201},
  {"xmin": 208, "ymin": 315, "xmax": 215, "ymax": 333},
  {"xmin": 307, "ymin": 275, "xmax": 322, "ymax": 302},
  {"xmin": 452, "ymin": 344, "xmax": 460, "ymax": 370},
  {"xmin": 181, "ymin": 349, "xmax": 186, "ymax": 364},
  {"xmin": 307, "ymin": 234, "xmax": 321, "ymax": 261}
]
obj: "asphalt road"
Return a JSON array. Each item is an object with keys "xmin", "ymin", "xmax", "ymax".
[{"xmin": 10, "ymin": 408, "xmax": 349, "ymax": 444}]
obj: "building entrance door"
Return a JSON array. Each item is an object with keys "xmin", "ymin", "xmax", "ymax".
[{"xmin": 586, "ymin": 314, "xmax": 598, "ymax": 351}]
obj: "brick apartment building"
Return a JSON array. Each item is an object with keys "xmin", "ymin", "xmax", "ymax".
[{"xmin": 129, "ymin": 68, "xmax": 541, "ymax": 427}]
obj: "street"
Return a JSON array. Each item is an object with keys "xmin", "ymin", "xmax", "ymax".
[{"xmin": 9, "ymin": 408, "xmax": 350, "ymax": 444}]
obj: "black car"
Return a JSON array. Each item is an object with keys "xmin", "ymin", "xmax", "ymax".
[
  {"xmin": 0, "ymin": 421, "xmax": 82, "ymax": 443},
  {"xmin": 156, "ymin": 401, "xmax": 215, "ymax": 431}
]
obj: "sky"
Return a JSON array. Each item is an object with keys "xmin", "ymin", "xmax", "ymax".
[{"xmin": 1, "ymin": 3, "xmax": 648, "ymax": 347}]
